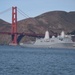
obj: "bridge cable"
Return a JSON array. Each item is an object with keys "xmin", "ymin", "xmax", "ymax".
[
  {"xmin": 17, "ymin": 7, "xmax": 39, "ymax": 24},
  {"xmin": 0, "ymin": 7, "xmax": 11, "ymax": 15},
  {"xmin": 17, "ymin": 8, "xmax": 30, "ymax": 18}
]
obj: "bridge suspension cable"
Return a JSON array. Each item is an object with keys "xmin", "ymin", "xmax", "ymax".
[
  {"xmin": 0, "ymin": 7, "xmax": 11, "ymax": 15},
  {"xmin": 17, "ymin": 7, "xmax": 30, "ymax": 18}
]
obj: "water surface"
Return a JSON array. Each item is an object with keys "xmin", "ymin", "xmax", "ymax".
[{"xmin": 0, "ymin": 45, "xmax": 75, "ymax": 75}]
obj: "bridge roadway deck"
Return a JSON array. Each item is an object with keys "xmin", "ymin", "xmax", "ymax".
[{"xmin": 0, "ymin": 32, "xmax": 44, "ymax": 37}]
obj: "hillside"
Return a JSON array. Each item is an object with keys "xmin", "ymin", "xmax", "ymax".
[
  {"xmin": 0, "ymin": 19, "xmax": 10, "ymax": 32},
  {"xmin": 18, "ymin": 11, "xmax": 75, "ymax": 34},
  {"xmin": 0, "ymin": 19, "xmax": 11, "ymax": 44},
  {"xmin": 0, "ymin": 11, "xmax": 75, "ymax": 44}
]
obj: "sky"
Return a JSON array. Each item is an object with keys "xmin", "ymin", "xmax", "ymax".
[{"xmin": 0, "ymin": 0, "xmax": 75, "ymax": 23}]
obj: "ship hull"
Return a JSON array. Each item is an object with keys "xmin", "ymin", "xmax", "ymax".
[{"xmin": 20, "ymin": 43, "xmax": 75, "ymax": 49}]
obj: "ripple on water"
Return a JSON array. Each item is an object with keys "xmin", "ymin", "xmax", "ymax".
[{"xmin": 0, "ymin": 45, "xmax": 75, "ymax": 75}]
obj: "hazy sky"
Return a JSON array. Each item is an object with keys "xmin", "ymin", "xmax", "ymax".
[{"xmin": 0, "ymin": 0, "xmax": 75, "ymax": 23}]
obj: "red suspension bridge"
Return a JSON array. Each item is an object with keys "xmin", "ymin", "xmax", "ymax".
[{"xmin": 0, "ymin": 7, "xmax": 45, "ymax": 45}]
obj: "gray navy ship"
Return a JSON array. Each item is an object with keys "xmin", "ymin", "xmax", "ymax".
[{"xmin": 20, "ymin": 31, "xmax": 75, "ymax": 48}]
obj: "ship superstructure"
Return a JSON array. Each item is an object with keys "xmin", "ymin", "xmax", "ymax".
[{"xmin": 20, "ymin": 31, "xmax": 75, "ymax": 48}]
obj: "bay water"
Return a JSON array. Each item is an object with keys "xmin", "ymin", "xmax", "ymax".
[{"xmin": 0, "ymin": 45, "xmax": 75, "ymax": 75}]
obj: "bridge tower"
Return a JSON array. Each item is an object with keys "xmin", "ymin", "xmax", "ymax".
[{"xmin": 10, "ymin": 7, "xmax": 17, "ymax": 45}]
